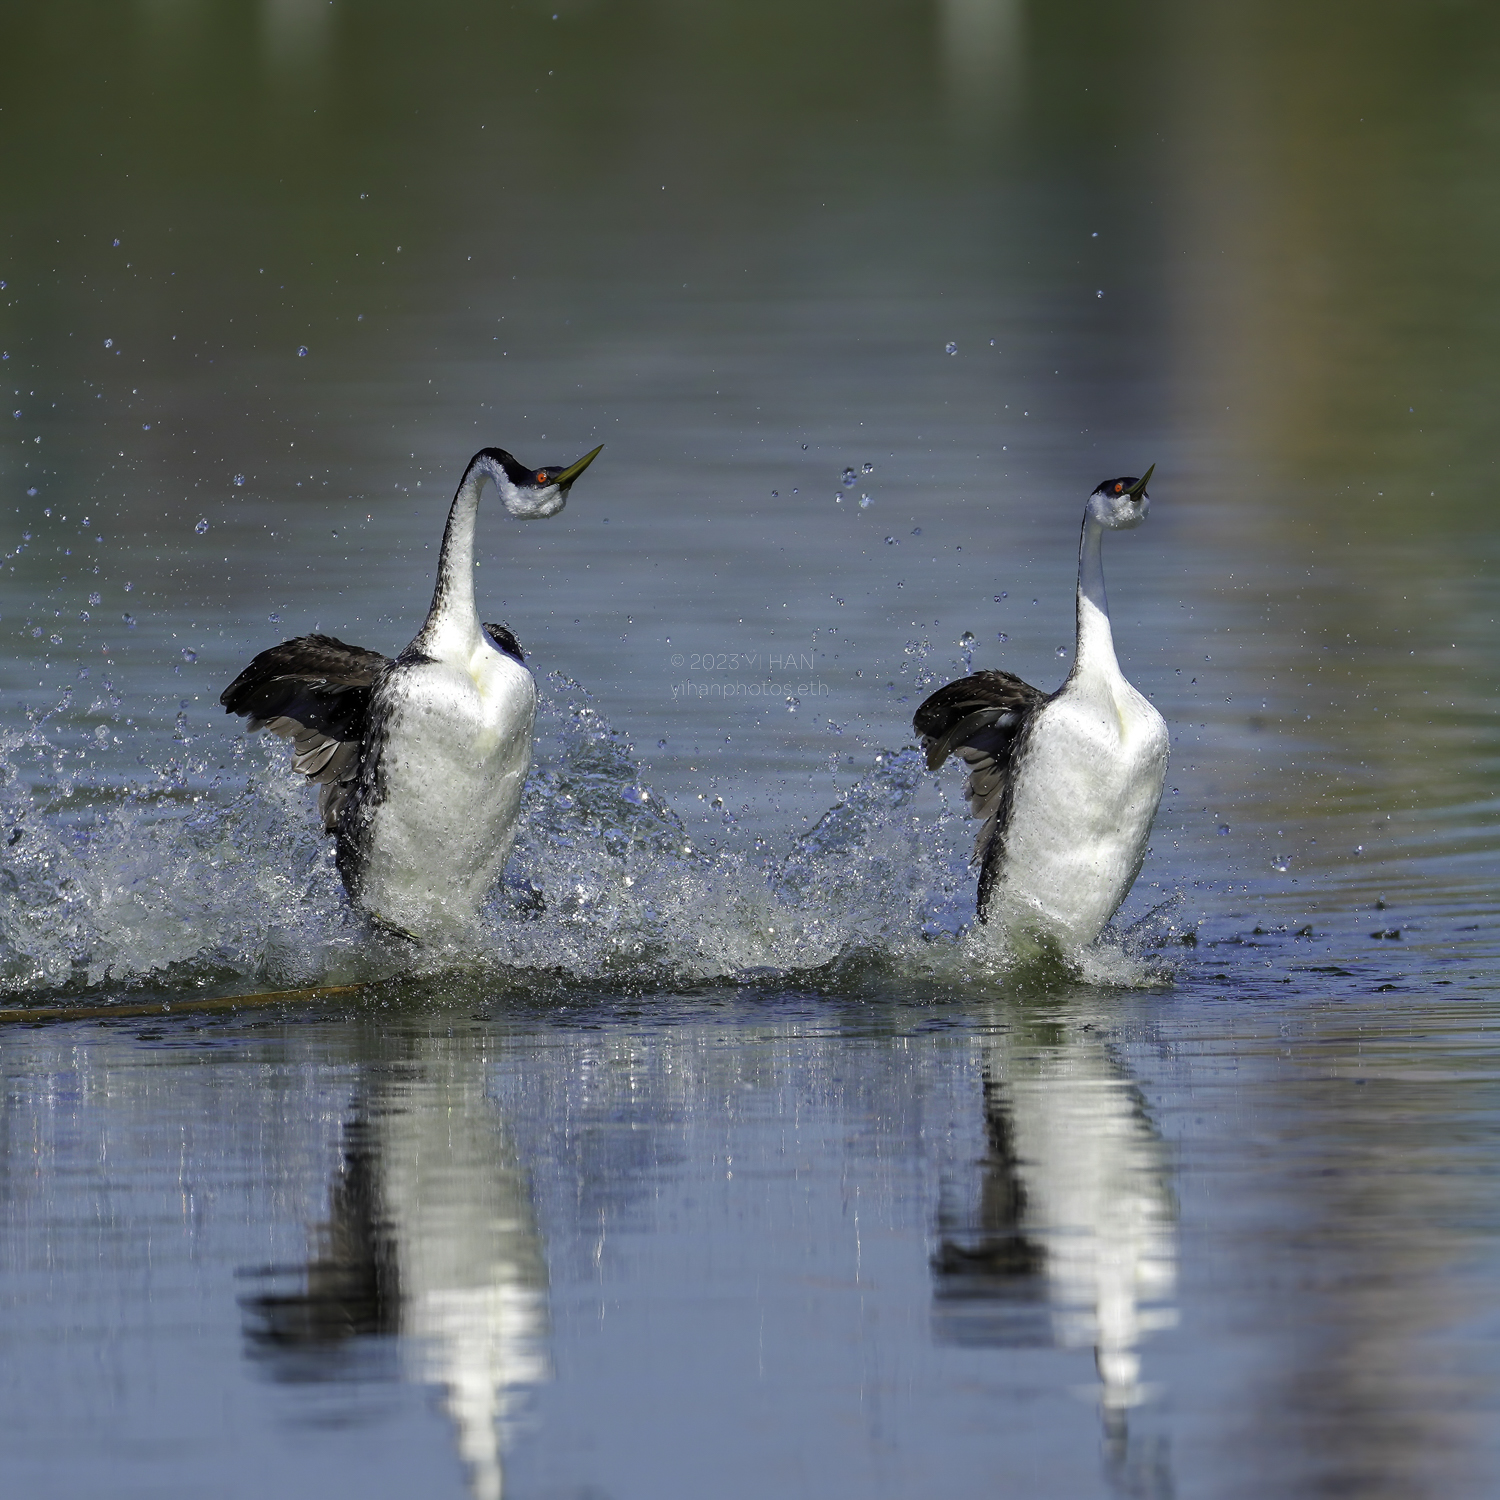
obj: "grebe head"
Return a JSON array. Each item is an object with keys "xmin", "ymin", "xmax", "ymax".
[
  {"xmin": 1085, "ymin": 464, "xmax": 1154, "ymax": 530},
  {"xmin": 476, "ymin": 444, "xmax": 603, "ymax": 519}
]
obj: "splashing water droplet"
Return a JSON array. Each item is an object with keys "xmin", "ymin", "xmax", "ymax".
[
  {"xmin": 88, "ymin": 593, "xmax": 101, "ymax": 607},
  {"xmin": 181, "ymin": 648, "xmax": 197, "ymax": 664},
  {"xmin": 859, "ymin": 494, "xmax": 871, "ymax": 508},
  {"xmin": 945, "ymin": 341, "xmax": 957, "ymax": 355},
  {"xmin": 1056, "ymin": 646, "xmax": 1068, "ymax": 658},
  {"xmin": 996, "ymin": 632, "xmax": 1008, "ymax": 642},
  {"xmin": 194, "ymin": 518, "xmax": 208, "ymax": 535},
  {"xmin": 297, "ymin": 346, "xmax": 309, "ymax": 357},
  {"xmin": 841, "ymin": 468, "xmax": 856, "ymax": 487},
  {"xmin": 862, "ymin": 462, "xmax": 874, "ymax": 474},
  {"xmin": 233, "ymin": 474, "xmax": 245, "ymax": 487},
  {"xmin": 268, "ymin": 612, "xmax": 281, "ymax": 624}
]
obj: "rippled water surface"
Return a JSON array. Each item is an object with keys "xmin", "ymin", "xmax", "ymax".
[{"xmin": 1, "ymin": 2, "xmax": 1497, "ymax": 1495}]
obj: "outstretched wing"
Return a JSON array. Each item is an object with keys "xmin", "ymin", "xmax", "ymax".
[
  {"xmin": 221, "ymin": 633, "xmax": 390, "ymax": 832},
  {"xmin": 913, "ymin": 669, "xmax": 1046, "ymax": 867}
]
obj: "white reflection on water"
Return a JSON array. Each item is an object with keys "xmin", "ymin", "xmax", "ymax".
[
  {"xmin": 245, "ymin": 1037, "xmax": 548, "ymax": 1500},
  {"xmin": 935, "ymin": 1007, "xmax": 1176, "ymax": 1417},
  {"xmin": 939, "ymin": 0, "xmax": 1024, "ymax": 128},
  {"xmin": 263, "ymin": 0, "xmax": 333, "ymax": 77}
]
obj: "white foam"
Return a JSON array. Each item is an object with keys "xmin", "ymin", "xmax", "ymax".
[{"xmin": 0, "ymin": 677, "xmax": 1179, "ymax": 1000}]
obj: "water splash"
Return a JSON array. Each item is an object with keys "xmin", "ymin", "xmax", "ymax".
[{"xmin": 0, "ymin": 675, "xmax": 1177, "ymax": 1004}]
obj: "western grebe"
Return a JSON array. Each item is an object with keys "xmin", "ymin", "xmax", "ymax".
[
  {"xmin": 913, "ymin": 468, "xmax": 1167, "ymax": 951},
  {"xmin": 222, "ymin": 443, "xmax": 602, "ymax": 939}
]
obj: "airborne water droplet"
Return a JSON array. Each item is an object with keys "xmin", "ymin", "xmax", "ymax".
[
  {"xmin": 181, "ymin": 648, "xmax": 197, "ymax": 663},
  {"xmin": 859, "ymin": 494, "xmax": 871, "ymax": 508},
  {"xmin": 297, "ymin": 346, "xmax": 309, "ymax": 357},
  {"xmin": 268, "ymin": 612, "xmax": 281, "ymax": 624},
  {"xmin": 945, "ymin": 341, "xmax": 957, "ymax": 355},
  {"xmin": 233, "ymin": 474, "xmax": 245, "ymax": 487},
  {"xmin": 841, "ymin": 468, "xmax": 856, "ymax": 487},
  {"xmin": 195, "ymin": 518, "xmax": 209, "ymax": 534},
  {"xmin": 862, "ymin": 462, "xmax": 874, "ymax": 474}
]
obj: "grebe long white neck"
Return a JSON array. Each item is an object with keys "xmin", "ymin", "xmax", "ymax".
[
  {"xmin": 1072, "ymin": 513, "xmax": 1121, "ymax": 691},
  {"xmin": 409, "ymin": 457, "xmax": 491, "ymax": 663},
  {"xmin": 1067, "ymin": 463, "xmax": 1154, "ymax": 698}
]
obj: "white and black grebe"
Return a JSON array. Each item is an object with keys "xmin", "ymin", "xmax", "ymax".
[
  {"xmin": 913, "ymin": 468, "xmax": 1168, "ymax": 952},
  {"xmin": 222, "ymin": 444, "xmax": 602, "ymax": 939}
]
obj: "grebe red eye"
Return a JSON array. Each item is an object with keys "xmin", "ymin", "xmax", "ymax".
[
  {"xmin": 1114, "ymin": 482, "xmax": 1124, "ymax": 494},
  {"xmin": 536, "ymin": 471, "xmax": 547, "ymax": 483}
]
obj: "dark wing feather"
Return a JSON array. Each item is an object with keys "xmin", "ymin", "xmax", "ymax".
[
  {"xmin": 482, "ymin": 622, "xmax": 525, "ymax": 663},
  {"xmin": 221, "ymin": 634, "xmax": 390, "ymax": 832},
  {"xmin": 913, "ymin": 669, "xmax": 1045, "ymax": 867}
]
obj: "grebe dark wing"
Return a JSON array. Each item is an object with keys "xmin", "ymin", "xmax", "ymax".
[
  {"xmin": 221, "ymin": 633, "xmax": 390, "ymax": 831},
  {"xmin": 481, "ymin": 622, "xmax": 526, "ymax": 663},
  {"xmin": 913, "ymin": 669, "xmax": 1046, "ymax": 864}
]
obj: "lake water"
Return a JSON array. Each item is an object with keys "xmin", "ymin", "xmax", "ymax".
[{"xmin": 1, "ymin": 2, "xmax": 1497, "ymax": 1496}]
